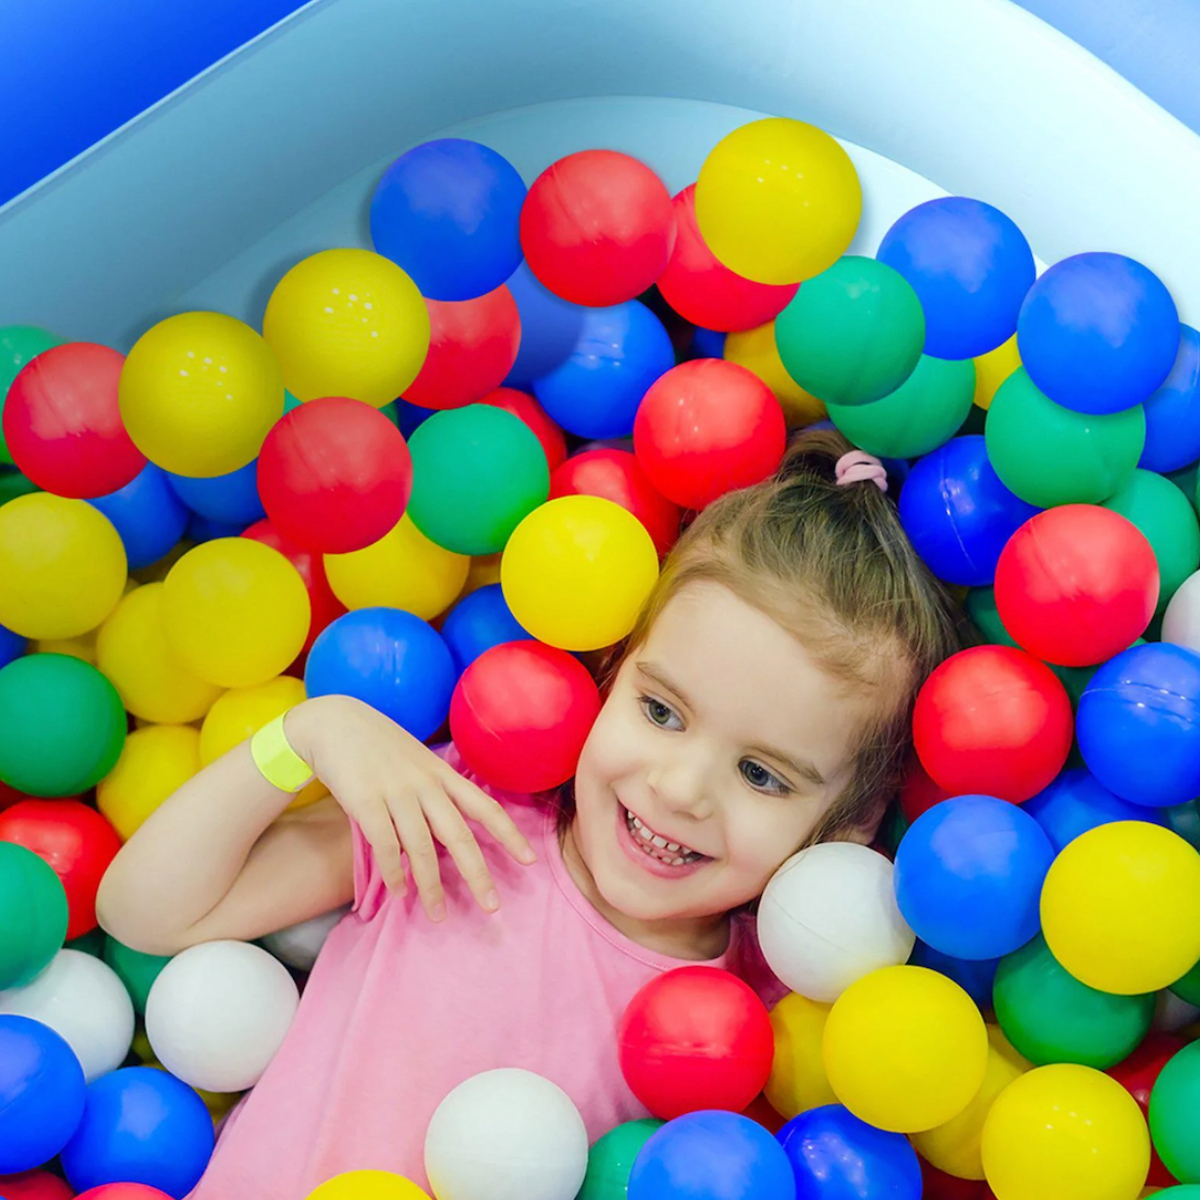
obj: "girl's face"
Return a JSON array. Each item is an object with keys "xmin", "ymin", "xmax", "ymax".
[{"xmin": 566, "ymin": 580, "xmax": 879, "ymax": 952}]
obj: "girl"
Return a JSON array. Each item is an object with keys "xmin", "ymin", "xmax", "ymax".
[{"xmin": 97, "ymin": 429, "xmax": 962, "ymax": 1198}]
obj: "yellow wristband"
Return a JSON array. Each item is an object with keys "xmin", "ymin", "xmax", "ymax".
[{"xmin": 250, "ymin": 713, "xmax": 315, "ymax": 794}]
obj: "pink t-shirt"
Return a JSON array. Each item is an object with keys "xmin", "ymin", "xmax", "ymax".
[{"xmin": 189, "ymin": 745, "xmax": 786, "ymax": 1199}]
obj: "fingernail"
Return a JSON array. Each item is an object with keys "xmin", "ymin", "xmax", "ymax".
[
  {"xmin": 520, "ymin": 847, "xmax": 538, "ymax": 864},
  {"xmin": 484, "ymin": 890, "xmax": 500, "ymax": 912}
]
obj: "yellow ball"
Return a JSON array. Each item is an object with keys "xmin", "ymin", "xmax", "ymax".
[
  {"xmin": 912, "ymin": 1025, "xmax": 1031, "ymax": 1181},
  {"xmin": 263, "ymin": 249, "xmax": 430, "ymax": 406},
  {"xmin": 97, "ymin": 724, "xmax": 201, "ymax": 841},
  {"xmin": 973, "ymin": 334, "xmax": 1022, "ymax": 410},
  {"xmin": 725, "ymin": 321, "xmax": 825, "ymax": 428},
  {"xmin": 461, "ymin": 552, "xmax": 503, "ymax": 598},
  {"xmin": 306, "ymin": 1170, "xmax": 431, "ymax": 1200},
  {"xmin": 695, "ymin": 118, "xmax": 862, "ymax": 286},
  {"xmin": 501, "ymin": 496, "xmax": 659, "ymax": 652},
  {"xmin": 97, "ymin": 584, "xmax": 223, "ymax": 722},
  {"xmin": 161, "ymin": 538, "xmax": 311, "ymax": 689},
  {"xmin": 325, "ymin": 515, "xmax": 469, "ymax": 620},
  {"xmin": 35, "ymin": 628, "xmax": 99, "ymax": 665},
  {"xmin": 1041, "ymin": 821, "xmax": 1200, "ymax": 995},
  {"xmin": 119, "ymin": 311, "xmax": 283, "ymax": 477},
  {"xmin": 765, "ymin": 992, "xmax": 836, "ymax": 1120},
  {"xmin": 0, "ymin": 493, "xmax": 127, "ymax": 639},
  {"xmin": 823, "ymin": 965, "xmax": 989, "ymax": 1133},
  {"xmin": 981, "ymin": 1063, "xmax": 1150, "ymax": 1200}
]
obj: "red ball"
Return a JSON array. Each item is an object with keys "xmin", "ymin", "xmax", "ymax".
[
  {"xmin": 633, "ymin": 359, "xmax": 787, "ymax": 510},
  {"xmin": 479, "ymin": 387, "xmax": 567, "ymax": 473},
  {"xmin": 550, "ymin": 448, "xmax": 681, "ymax": 557},
  {"xmin": 403, "ymin": 286, "xmax": 521, "ymax": 411},
  {"xmin": 1107, "ymin": 1032, "xmax": 1185, "ymax": 1188},
  {"xmin": 257, "ymin": 395, "xmax": 413, "ymax": 554},
  {"xmin": 899, "ymin": 751, "xmax": 953, "ymax": 825},
  {"xmin": 658, "ymin": 185, "xmax": 799, "ymax": 332},
  {"xmin": 76, "ymin": 1187, "xmax": 173, "ymax": 1199},
  {"xmin": 741, "ymin": 1092, "xmax": 786, "ymax": 1135},
  {"xmin": 450, "ymin": 641, "xmax": 600, "ymax": 793},
  {"xmin": 0, "ymin": 1171, "xmax": 76, "ymax": 1200},
  {"xmin": 0, "ymin": 799, "xmax": 121, "ymax": 939},
  {"xmin": 520, "ymin": 150, "xmax": 676, "ymax": 307},
  {"xmin": 912, "ymin": 645, "xmax": 1073, "ymax": 803},
  {"xmin": 994, "ymin": 505, "xmax": 1158, "ymax": 668},
  {"xmin": 617, "ymin": 966, "xmax": 774, "ymax": 1120},
  {"xmin": 919, "ymin": 1157, "xmax": 990, "ymax": 1199},
  {"xmin": 2, "ymin": 343, "xmax": 145, "ymax": 499}
]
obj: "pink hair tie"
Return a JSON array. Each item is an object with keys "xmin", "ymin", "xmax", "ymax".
[{"xmin": 835, "ymin": 450, "xmax": 889, "ymax": 493}]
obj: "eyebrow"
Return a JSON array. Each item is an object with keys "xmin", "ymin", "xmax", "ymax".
[{"xmin": 636, "ymin": 660, "xmax": 828, "ymax": 789}]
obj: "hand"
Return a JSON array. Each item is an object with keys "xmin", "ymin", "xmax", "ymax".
[{"xmin": 286, "ymin": 695, "xmax": 537, "ymax": 922}]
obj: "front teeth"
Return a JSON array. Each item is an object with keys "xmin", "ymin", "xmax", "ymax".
[{"xmin": 627, "ymin": 810, "xmax": 700, "ymax": 865}]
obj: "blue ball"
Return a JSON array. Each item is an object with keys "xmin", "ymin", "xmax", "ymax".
[
  {"xmin": 184, "ymin": 511, "xmax": 249, "ymax": 544},
  {"xmin": 877, "ymin": 197, "xmax": 1036, "ymax": 360},
  {"xmin": 0, "ymin": 1015, "xmax": 86, "ymax": 1174},
  {"xmin": 894, "ymin": 795, "xmax": 1055, "ymax": 960},
  {"xmin": 504, "ymin": 260, "xmax": 589, "ymax": 385},
  {"xmin": 629, "ymin": 1111, "xmax": 795, "ymax": 1200},
  {"xmin": 89, "ymin": 462, "xmax": 188, "ymax": 570},
  {"xmin": 1024, "ymin": 766, "xmax": 1166, "ymax": 852},
  {"xmin": 305, "ymin": 607, "xmax": 456, "ymax": 742},
  {"xmin": 532, "ymin": 300, "xmax": 675, "ymax": 439},
  {"xmin": 691, "ymin": 327, "xmax": 727, "ymax": 359},
  {"xmin": 441, "ymin": 583, "xmax": 533, "ymax": 676},
  {"xmin": 60, "ymin": 1066, "xmax": 213, "ymax": 1196},
  {"xmin": 1017, "ymin": 252, "xmax": 1180, "ymax": 415},
  {"xmin": 370, "ymin": 138, "xmax": 526, "ymax": 301},
  {"xmin": 1140, "ymin": 324, "xmax": 1200, "ymax": 474},
  {"xmin": 395, "ymin": 398, "xmax": 437, "ymax": 439},
  {"xmin": 1077, "ymin": 642, "xmax": 1200, "ymax": 807},
  {"xmin": 777, "ymin": 1104, "xmax": 921, "ymax": 1200},
  {"xmin": 899, "ymin": 436, "xmax": 1039, "ymax": 586},
  {"xmin": 908, "ymin": 941, "xmax": 1000, "ymax": 1011},
  {"xmin": 169, "ymin": 458, "xmax": 265, "ymax": 526},
  {"xmin": 0, "ymin": 621, "xmax": 25, "ymax": 670}
]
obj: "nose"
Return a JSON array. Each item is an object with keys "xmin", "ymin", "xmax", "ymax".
[{"xmin": 646, "ymin": 747, "xmax": 716, "ymax": 823}]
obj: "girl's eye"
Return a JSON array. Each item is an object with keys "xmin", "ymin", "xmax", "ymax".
[
  {"xmin": 639, "ymin": 695, "xmax": 682, "ymax": 730},
  {"xmin": 740, "ymin": 759, "xmax": 790, "ymax": 796}
]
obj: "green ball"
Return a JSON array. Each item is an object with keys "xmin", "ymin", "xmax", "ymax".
[
  {"xmin": 0, "ymin": 468, "xmax": 38, "ymax": 507},
  {"xmin": 1150, "ymin": 1040, "xmax": 1200, "ymax": 1183},
  {"xmin": 993, "ymin": 934, "xmax": 1154, "ymax": 1069},
  {"xmin": 0, "ymin": 653, "xmax": 127, "ymax": 795},
  {"xmin": 774, "ymin": 257, "xmax": 925, "ymax": 406},
  {"xmin": 985, "ymin": 369, "xmax": 1145, "ymax": 506},
  {"xmin": 0, "ymin": 325, "xmax": 65, "ymax": 465},
  {"xmin": 1154, "ymin": 1188, "xmax": 1200, "ymax": 1199},
  {"xmin": 1163, "ymin": 802, "xmax": 1200, "ymax": 855},
  {"xmin": 826, "ymin": 354, "xmax": 975, "ymax": 459},
  {"xmin": 577, "ymin": 1118, "xmax": 665, "ymax": 1200},
  {"xmin": 1102, "ymin": 468, "xmax": 1200, "ymax": 614},
  {"xmin": 104, "ymin": 935, "xmax": 171, "ymax": 1014},
  {"xmin": 0, "ymin": 841, "xmax": 68, "ymax": 987},
  {"xmin": 406, "ymin": 404, "xmax": 550, "ymax": 555},
  {"xmin": 66, "ymin": 928, "xmax": 108, "ymax": 958},
  {"xmin": 1170, "ymin": 952, "xmax": 1200, "ymax": 1006}
]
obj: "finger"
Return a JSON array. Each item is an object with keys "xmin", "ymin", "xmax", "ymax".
[
  {"xmin": 440, "ymin": 771, "xmax": 538, "ymax": 866},
  {"xmin": 351, "ymin": 801, "xmax": 407, "ymax": 895},
  {"xmin": 387, "ymin": 793, "xmax": 446, "ymax": 922},
  {"xmin": 421, "ymin": 788, "xmax": 501, "ymax": 914}
]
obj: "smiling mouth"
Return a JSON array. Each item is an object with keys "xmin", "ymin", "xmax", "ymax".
[{"xmin": 623, "ymin": 806, "xmax": 708, "ymax": 867}]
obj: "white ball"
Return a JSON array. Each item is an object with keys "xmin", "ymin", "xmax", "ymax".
[
  {"xmin": 424, "ymin": 1068, "xmax": 588, "ymax": 1200},
  {"xmin": 1157, "ymin": 988, "xmax": 1200, "ymax": 1032},
  {"xmin": 261, "ymin": 905, "xmax": 348, "ymax": 971},
  {"xmin": 758, "ymin": 842, "xmax": 915, "ymax": 1002},
  {"xmin": 1163, "ymin": 570, "xmax": 1200, "ymax": 650},
  {"xmin": 145, "ymin": 939, "xmax": 299, "ymax": 1092},
  {"xmin": 0, "ymin": 949, "xmax": 134, "ymax": 1082}
]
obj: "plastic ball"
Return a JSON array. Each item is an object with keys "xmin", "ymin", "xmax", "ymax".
[
  {"xmin": 877, "ymin": 198, "xmax": 1036, "ymax": 360},
  {"xmin": 1076, "ymin": 644, "xmax": 1200, "ymax": 807},
  {"xmin": 0, "ymin": 621, "xmax": 24, "ymax": 671},
  {"xmin": 779, "ymin": 1104, "xmax": 922, "ymax": 1199},
  {"xmin": 0, "ymin": 493, "xmax": 127, "ymax": 638},
  {"xmin": 263, "ymin": 249, "xmax": 429, "ymax": 406},
  {"xmin": 633, "ymin": 359, "xmax": 786, "ymax": 510},
  {"xmin": 0, "ymin": 1014, "xmax": 86, "ymax": 1174},
  {"xmin": 1106, "ymin": 1032, "xmax": 1184, "ymax": 1190},
  {"xmin": 501, "ymin": 495, "xmax": 659, "ymax": 651},
  {"xmin": 0, "ymin": 655, "xmax": 126, "ymax": 797},
  {"xmin": 628, "ymin": 1110, "xmax": 796, "ymax": 1200},
  {"xmin": 424, "ymin": 1068, "xmax": 588, "ymax": 1200},
  {"xmin": 305, "ymin": 608, "xmax": 456, "ymax": 741},
  {"xmin": 908, "ymin": 942, "xmax": 1000, "ymax": 1013},
  {"xmin": 168, "ymin": 458, "xmax": 263, "ymax": 527},
  {"xmin": 576, "ymin": 1119, "xmax": 664, "ymax": 1200},
  {"xmin": 1040, "ymin": 821, "xmax": 1200, "ymax": 995},
  {"xmin": 198, "ymin": 676, "xmax": 304, "ymax": 766},
  {"xmin": 765, "ymin": 992, "xmax": 836, "ymax": 1119},
  {"xmin": 899, "ymin": 436, "xmax": 1039, "ymax": 587},
  {"xmin": 973, "ymin": 333, "xmax": 1022, "ymax": 410},
  {"xmin": 0, "ymin": 324, "xmax": 66, "ymax": 464},
  {"xmin": 775, "ymin": 256, "xmax": 925, "ymax": 406},
  {"xmin": 0, "ymin": 1171, "xmax": 78, "ymax": 1200},
  {"xmin": 97, "ymin": 725, "xmax": 202, "ymax": 841},
  {"xmin": 826, "ymin": 354, "xmax": 976, "ymax": 460},
  {"xmin": 119, "ymin": 311, "xmax": 283, "ymax": 477},
  {"xmin": 76, "ymin": 1188, "xmax": 175, "ymax": 1200},
  {"xmin": 502, "ymin": 261, "xmax": 588, "ymax": 385},
  {"xmin": 307, "ymin": 1171, "xmax": 430, "ymax": 1200},
  {"xmin": 370, "ymin": 138, "xmax": 524, "ymax": 302},
  {"xmin": 0, "ymin": 841, "xmax": 67, "ymax": 992},
  {"xmin": 450, "ymin": 641, "xmax": 600, "ymax": 792},
  {"xmin": 440, "ymin": 583, "xmax": 533, "ymax": 676},
  {"xmin": 103, "ymin": 939, "xmax": 170, "ymax": 1017},
  {"xmin": 60, "ymin": 1066, "xmax": 214, "ymax": 1196},
  {"xmin": 520, "ymin": 150, "xmax": 675, "ymax": 308},
  {"xmin": 260, "ymin": 907, "xmax": 347, "ymax": 973},
  {"xmin": 531, "ymin": 301, "xmax": 675, "ymax": 441},
  {"xmin": 480, "ymin": 387, "xmax": 568, "ymax": 472},
  {"xmin": 695, "ymin": 117, "xmax": 861, "ymax": 286},
  {"xmin": 89, "ymin": 464, "xmax": 188, "ymax": 571},
  {"xmin": 1018, "ymin": 252, "xmax": 1179, "ymax": 415},
  {"xmin": 758, "ymin": 843, "xmax": 914, "ymax": 1001},
  {"xmin": 4, "ymin": 342, "xmax": 145, "ymax": 499},
  {"xmin": 913, "ymin": 646, "xmax": 1073, "ymax": 803},
  {"xmin": 1141, "ymin": 324, "xmax": 1200, "ymax": 473},
  {"xmin": 895, "ymin": 796, "xmax": 1055, "ymax": 961},
  {"xmin": 823, "ymin": 966, "xmax": 989, "ymax": 1133},
  {"xmin": 985, "ymin": 368, "xmax": 1146, "ymax": 507},
  {"xmin": 724, "ymin": 320, "xmax": 827, "ymax": 428},
  {"xmin": 161, "ymin": 537, "xmax": 310, "ymax": 689},
  {"xmin": 1149, "ymin": 1041, "xmax": 1200, "ymax": 1184},
  {"xmin": 1024, "ymin": 767, "xmax": 1166, "ymax": 854},
  {"xmin": 980, "ymin": 1064, "xmax": 1150, "ymax": 1200}
]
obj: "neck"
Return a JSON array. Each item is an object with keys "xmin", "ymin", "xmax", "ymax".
[{"xmin": 559, "ymin": 818, "xmax": 732, "ymax": 962}]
